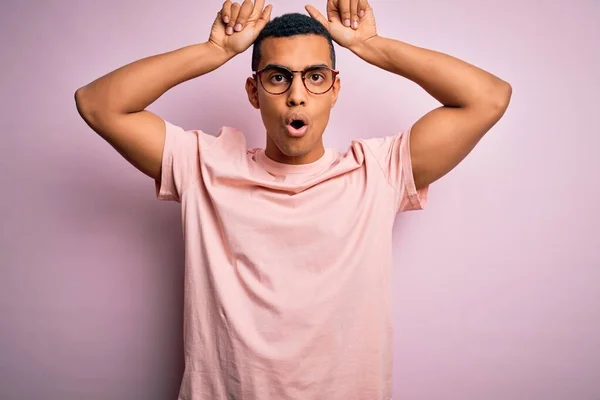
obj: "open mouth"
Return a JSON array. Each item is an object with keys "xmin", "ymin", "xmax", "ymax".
[
  {"xmin": 290, "ymin": 120, "xmax": 306, "ymax": 130},
  {"xmin": 285, "ymin": 114, "xmax": 309, "ymax": 137}
]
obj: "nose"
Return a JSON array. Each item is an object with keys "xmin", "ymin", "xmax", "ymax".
[{"xmin": 286, "ymin": 73, "xmax": 307, "ymax": 107}]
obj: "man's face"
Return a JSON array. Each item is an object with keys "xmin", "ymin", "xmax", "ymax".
[{"xmin": 246, "ymin": 34, "xmax": 340, "ymax": 164}]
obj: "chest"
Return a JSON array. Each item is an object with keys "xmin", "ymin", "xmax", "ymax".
[{"xmin": 214, "ymin": 177, "xmax": 390, "ymax": 266}]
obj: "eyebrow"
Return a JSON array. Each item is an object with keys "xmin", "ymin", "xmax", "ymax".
[{"xmin": 262, "ymin": 63, "xmax": 331, "ymax": 71}]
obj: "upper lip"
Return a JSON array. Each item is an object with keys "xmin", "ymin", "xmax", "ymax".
[{"xmin": 286, "ymin": 113, "xmax": 310, "ymax": 126}]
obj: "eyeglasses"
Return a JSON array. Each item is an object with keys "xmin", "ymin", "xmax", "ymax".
[{"xmin": 253, "ymin": 64, "xmax": 339, "ymax": 95}]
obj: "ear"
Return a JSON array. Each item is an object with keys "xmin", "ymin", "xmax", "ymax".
[
  {"xmin": 330, "ymin": 75, "xmax": 341, "ymax": 108},
  {"xmin": 245, "ymin": 76, "xmax": 260, "ymax": 109}
]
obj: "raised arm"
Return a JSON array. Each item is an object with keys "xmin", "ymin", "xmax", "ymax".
[
  {"xmin": 307, "ymin": 0, "xmax": 512, "ymax": 190},
  {"xmin": 74, "ymin": 0, "xmax": 272, "ymax": 180},
  {"xmin": 74, "ymin": 43, "xmax": 233, "ymax": 180},
  {"xmin": 351, "ymin": 36, "xmax": 512, "ymax": 190}
]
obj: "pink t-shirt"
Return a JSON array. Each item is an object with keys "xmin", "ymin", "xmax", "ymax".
[{"xmin": 156, "ymin": 120, "xmax": 428, "ymax": 400}]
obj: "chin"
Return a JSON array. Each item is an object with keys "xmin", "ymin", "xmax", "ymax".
[{"xmin": 276, "ymin": 143, "xmax": 303, "ymax": 157}]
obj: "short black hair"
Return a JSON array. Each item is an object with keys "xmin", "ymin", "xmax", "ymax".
[{"xmin": 251, "ymin": 13, "xmax": 336, "ymax": 71}]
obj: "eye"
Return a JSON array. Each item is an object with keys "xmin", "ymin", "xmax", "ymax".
[
  {"xmin": 308, "ymin": 73, "xmax": 325, "ymax": 82},
  {"xmin": 269, "ymin": 73, "xmax": 289, "ymax": 84}
]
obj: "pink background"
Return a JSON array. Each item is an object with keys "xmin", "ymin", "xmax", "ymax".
[{"xmin": 1, "ymin": 0, "xmax": 599, "ymax": 399}]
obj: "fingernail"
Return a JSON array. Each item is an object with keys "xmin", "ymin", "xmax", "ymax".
[
  {"xmin": 352, "ymin": 20, "xmax": 358, "ymax": 29},
  {"xmin": 226, "ymin": 26, "xmax": 233, "ymax": 35},
  {"xmin": 359, "ymin": 10, "xmax": 365, "ymax": 17},
  {"xmin": 344, "ymin": 19, "xmax": 350, "ymax": 27},
  {"xmin": 234, "ymin": 23, "xmax": 242, "ymax": 31},
  {"xmin": 223, "ymin": 16, "xmax": 229, "ymax": 23}
]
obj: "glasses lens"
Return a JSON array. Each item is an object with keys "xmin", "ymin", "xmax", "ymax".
[
  {"xmin": 260, "ymin": 67, "xmax": 293, "ymax": 94},
  {"xmin": 303, "ymin": 67, "xmax": 335, "ymax": 94},
  {"xmin": 259, "ymin": 67, "xmax": 335, "ymax": 95}
]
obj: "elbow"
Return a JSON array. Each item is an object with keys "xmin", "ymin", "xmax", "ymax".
[
  {"xmin": 74, "ymin": 86, "xmax": 91, "ymax": 118},
  {"xmin": 498, "ymin": 80, "xmax": 512, "ymax": 108},
  {"xmin": 74, "ymin": 86, "xmax": 87, "ymax": 106},
  {"xmin": 493, "ymin": 80, "xmax": 512, "ymax": 114},
  {"xmin": 74, "ymin": 86, "xmax": 103, "ymax": 128},
  {"xmin": 481, "ymin": 80, "xmax": 512, "ymax": 118},
  {"xmin": 75, "ymin": 85, "xmax": 103, "ymax": 124}
]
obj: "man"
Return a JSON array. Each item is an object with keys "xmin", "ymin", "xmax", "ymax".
[{"xmin": 75, "ymin": 0, "xmax": 511, "ymax": 399}]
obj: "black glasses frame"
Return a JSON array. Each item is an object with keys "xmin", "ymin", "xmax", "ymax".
[{"xmin": 253, "ymin": 65, "xmax": 340, "ymax": 95}]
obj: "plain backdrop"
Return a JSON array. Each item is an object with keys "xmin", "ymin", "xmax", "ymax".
[{"xmin": 1, "ymin": 0, "xmax": 599, "ymax": 399}]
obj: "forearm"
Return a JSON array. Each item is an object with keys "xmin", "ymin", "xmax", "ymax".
[
  {"xmin": 351, "ymin": 36, "xmax": 510, "ymax": 109},
  {"xmin": 76, "ymin": 41, "xmax": 233, "ymax": 114}
]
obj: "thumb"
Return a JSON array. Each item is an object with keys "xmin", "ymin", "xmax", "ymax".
[
  {"xmin": 305, "ymin": 5, "xmax": 329, "ymax": 29},
  {"xmin": 213, "ymin": 10, "xmax": 224, "ymax": 29},
  {"xmin": 255, "ymin": 4, "xmax": 273, "ymax": 32}
]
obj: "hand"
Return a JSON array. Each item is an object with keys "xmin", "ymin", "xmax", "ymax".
[
  {"xmin": 209, "ymin": 0, "xmax": 273, "ymax": 57},
  {"xmin": 305, "ymin": 0, "xmax": 377, "ymax": 51}
]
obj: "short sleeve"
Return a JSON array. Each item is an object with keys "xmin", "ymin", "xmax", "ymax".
[
  {"xmin": 362, "ymin": 127, "xmax": 429, "ymax": 213},
  {"xmin": 155, "ymin": 120, "xmax": 201, "ymax": 202}
]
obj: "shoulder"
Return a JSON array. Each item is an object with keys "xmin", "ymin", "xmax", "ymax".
[{"xmin": 165, "ymin": 121, "xmax": 248, "ymax": 152}]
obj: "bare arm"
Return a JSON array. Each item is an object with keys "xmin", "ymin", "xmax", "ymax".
[
  {"xmin": 74, "ymin": 0, "xmax": 272, "ymax": 180},
  {"xmin": 74, "ymin": 42, "xmax": 233, "ymax": 180},
  {"xmin": 307, "ymin": 0, "xmax": 512, "ymax": 190},
  {"xmin": 351, "ymin": 35, "xmax": 512, "ymax": 190}
]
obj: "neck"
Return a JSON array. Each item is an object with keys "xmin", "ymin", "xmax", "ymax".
[{"xmin": 265, "ymin": 136, "xmax": 325, "ymax": 165}]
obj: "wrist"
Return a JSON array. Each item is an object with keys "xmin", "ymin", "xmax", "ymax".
[
  {"xmin": 348, "ymin": 34, "xmax": 381, "ymax": 59},
  {"xmin": 205, "ymin": 40, "xmax": 237, "ymax": 63}
]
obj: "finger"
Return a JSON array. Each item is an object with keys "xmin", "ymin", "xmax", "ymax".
[
  {"xmin": 214, "ymin": 10, "xmax": 224, "ymax": 31},
  {"xmin": 358, "ymin": 0, "xmax": 370, "ymax": 17},
  {"xmin": 326, "ymin": 0, "xmax": 341, "ymax": 24},
  {"xmin": 339, "ymin": 0, "xmax": 351, "ymax": 27},
  {"xmin": 255, "ymin": 4, "xmax": 273, "ymax": 31},
  {"xmin": 222, "ymin": 0, "xmax": 232, "ymax": 24},
  {"xmin": 227, "ymin": 2, "xmax": 241, "ymax": 34},
  {"xmin": 251, "ymin": 0, "xmax": 266, "ymax": 18},
  {"xmin": 305, "ymin": 5, "xmax": 329, "ymax": 28},
  {"xmin": 350, "ymin": 0, "xmax": 359, "ymax": 29},
  {"xmin": 235, "ymin": 0, "xmax": 254, "ymax": 31}
]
